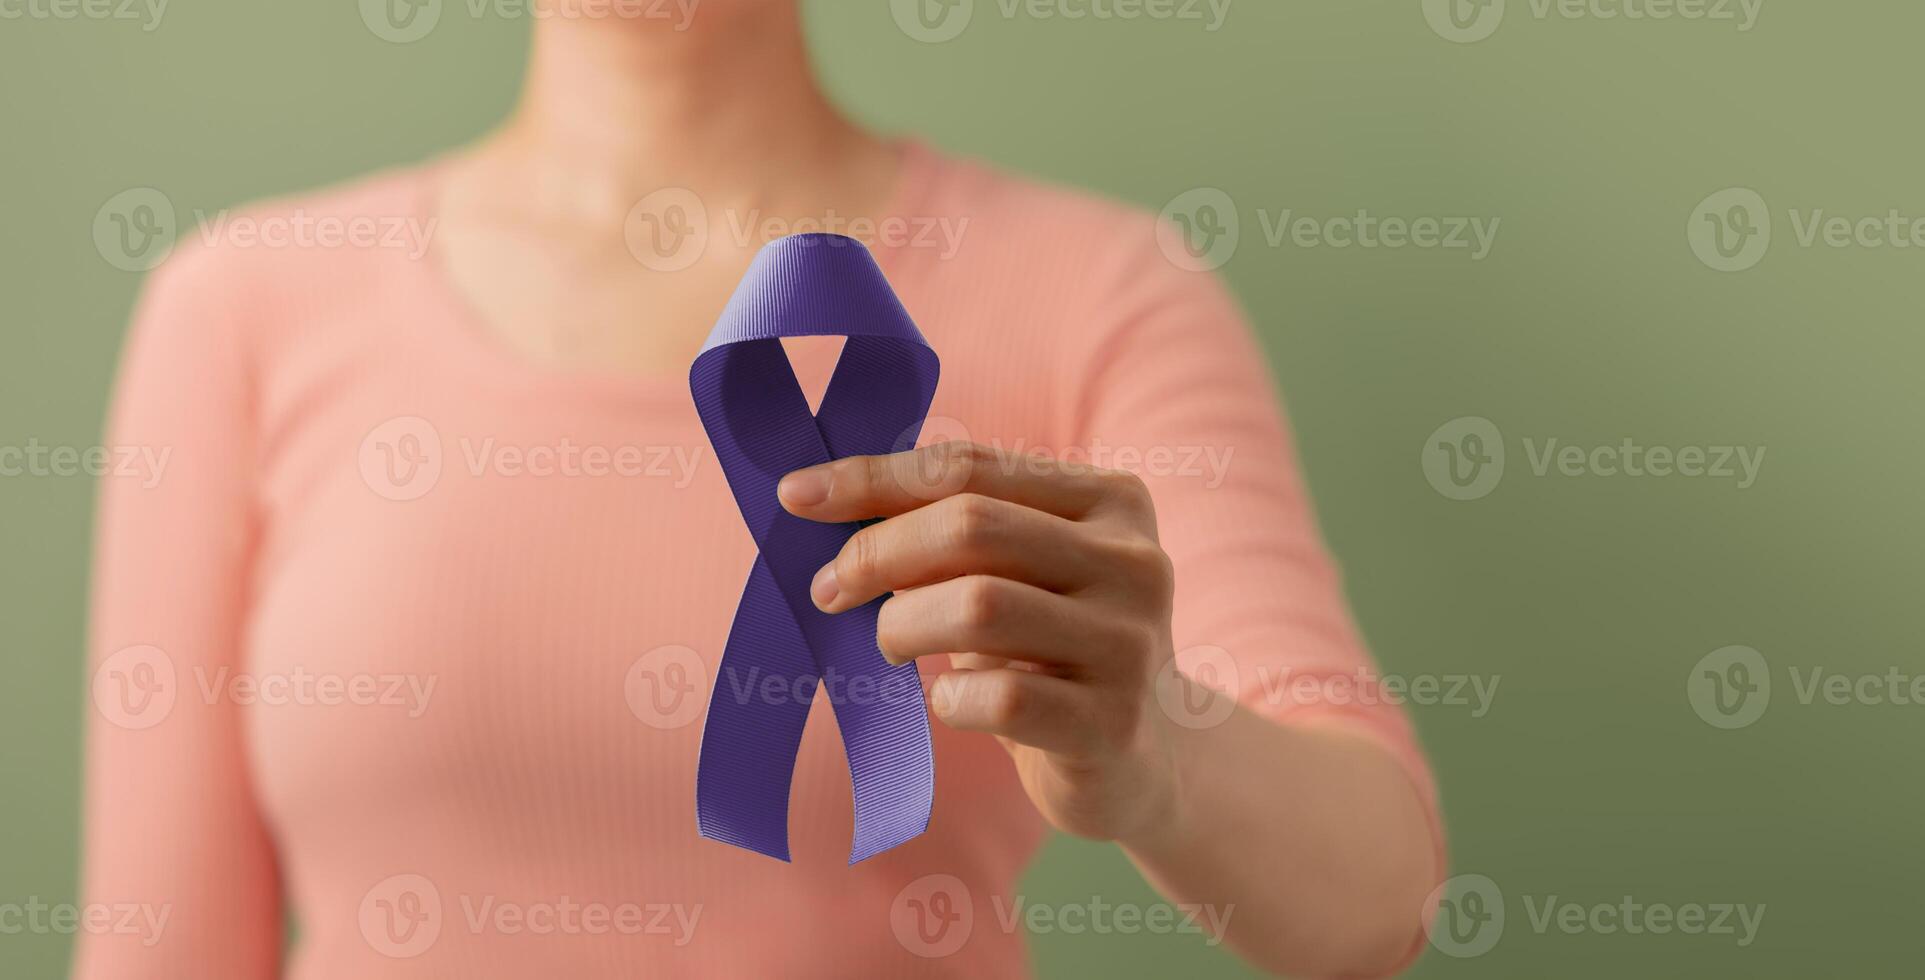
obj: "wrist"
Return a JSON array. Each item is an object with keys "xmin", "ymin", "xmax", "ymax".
[{"xmin": 1116, "ymin": 679, "xmax": 1205, "ymax": 856}]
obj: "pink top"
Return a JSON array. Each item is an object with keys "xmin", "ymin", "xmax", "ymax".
[{"xmin": 77, "ymin": 143, "xmax": 1442, "ymax": 978}]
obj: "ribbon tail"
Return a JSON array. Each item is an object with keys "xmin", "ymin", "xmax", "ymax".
[
  {"xmin": 815, "ymin": 601, "xmax": 935, "ymax": 864},
  {"xmin": 695, "ymin": 554, "xmax": 818, "ymax": 862}
]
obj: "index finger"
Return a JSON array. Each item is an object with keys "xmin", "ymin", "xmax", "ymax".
[{"xmin": 777, "ymin": 441, "xmax": 1146, "ymax": 522}]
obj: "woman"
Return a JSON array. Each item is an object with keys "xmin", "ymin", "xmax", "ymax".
[{"xmin": 77, "ymin": 2, "xmax": 1443, "ymax": 976}]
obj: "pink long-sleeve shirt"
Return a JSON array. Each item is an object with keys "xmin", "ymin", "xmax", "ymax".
[{"xmin": 76, "ymin": 142, "xmax": 1442, "ymax": 978}]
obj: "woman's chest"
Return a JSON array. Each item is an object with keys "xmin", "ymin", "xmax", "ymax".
[{"xmin": 232, "ymin": 378, "xmax": 1031, "ymax": 864}]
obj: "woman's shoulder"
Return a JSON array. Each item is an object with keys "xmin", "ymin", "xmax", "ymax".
[
  {"xmin": 904, "ymin": 141, "xmax": 1240, "ymax": 322},
  {"xmin": 126, "ymin": 162, "xmax": 444, "ymax": 361},
  {"xmin": 142, "ymin": 162, "xmax": 437, "ymax": 293},
  {"xmin": 912, "ymin": 142, "xmax": 1168, "ymax": 263}
]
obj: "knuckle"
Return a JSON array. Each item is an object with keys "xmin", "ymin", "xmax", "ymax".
[
  {"xmin": 944, "ymin": 440, "xmax": 997, "ymax": 469},
  {"xmin": 1106, "ymin": 466, "xmax": 1150, "ymax": 497},
  {"xmin": 900, "ymin": 440, "xmax": 980, "ymax": 500},
  {"xmin": 955, "ymin": 576, "xmax": 1004, "ymax": 630},
  {"xmin": 943, "ymin": 493, "xmax": 1000, "ymax": 550},
  {"xmin": 1114, "ymin": 537, "xmax": 1175, "ymax": 594},
  {"xmin": 840, "ymin": 529, "xmax": 885, "ymax": 586},
  {"xmin": 1147, "ymin": 548, "xmax": 1176, "ymax": 596},
  {"xmin": 986, "ymin": 676, "xmax": 1031, "ymax": 728},
  {"xmin": 856, "ymin": 453, "xmax": 892, "ymax": 496},
  {"xmin": 934, "ymin": 440, "xmax": 992, "ymax": 483},
  {"xmin": 1103, "ymin": 468, "xmax": 1158, "ymax": 515}
]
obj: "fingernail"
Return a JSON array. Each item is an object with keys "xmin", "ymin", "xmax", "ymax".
[
  {"xmin": 778, "ymin": 468, "xmax": 832, "ymax": 508},
  {"xmin": 810, "ymin": 564, "xmax": 840, "ymax": 609}
]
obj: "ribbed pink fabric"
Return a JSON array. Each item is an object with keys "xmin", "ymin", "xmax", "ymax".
[{"xmin": 76, "ymin": 143, "xmax": 1442, "ymax": 978}]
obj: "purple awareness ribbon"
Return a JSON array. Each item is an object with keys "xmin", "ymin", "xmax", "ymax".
[{"xmin": 690, "ymin": 233, "xmax": 938, "ymax": 864}]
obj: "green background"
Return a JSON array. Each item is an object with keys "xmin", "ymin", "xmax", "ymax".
[{"xmin": 3, "ymin": 1, "xmax": 1920, "ymax": 976}]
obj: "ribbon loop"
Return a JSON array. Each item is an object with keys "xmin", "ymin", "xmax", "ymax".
[{"xmin": 690, "ymin": 234, "xmax": 939, "ymax": 864}]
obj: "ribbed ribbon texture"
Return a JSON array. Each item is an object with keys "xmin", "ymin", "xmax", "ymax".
[{"xmin": 689, "ymin": 233, "xmax": 939, "ymax": 864}]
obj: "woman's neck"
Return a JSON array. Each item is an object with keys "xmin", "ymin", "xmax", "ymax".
[
  {"xmin": 424, "ymin": 9, "xmax": 911, "ymax": 376},
  {"xmin": 497, "ymin": 12, "xmax": 886, "ymax": 211}
]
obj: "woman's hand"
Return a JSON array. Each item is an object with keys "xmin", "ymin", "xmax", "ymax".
[
  {"xmin": 777, "ymin": 440, "xmax": 1187, "ymax": 846},
  {"xmin": 781, "ymin": 440, "xmax": 1438, "ymax": 976}
]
